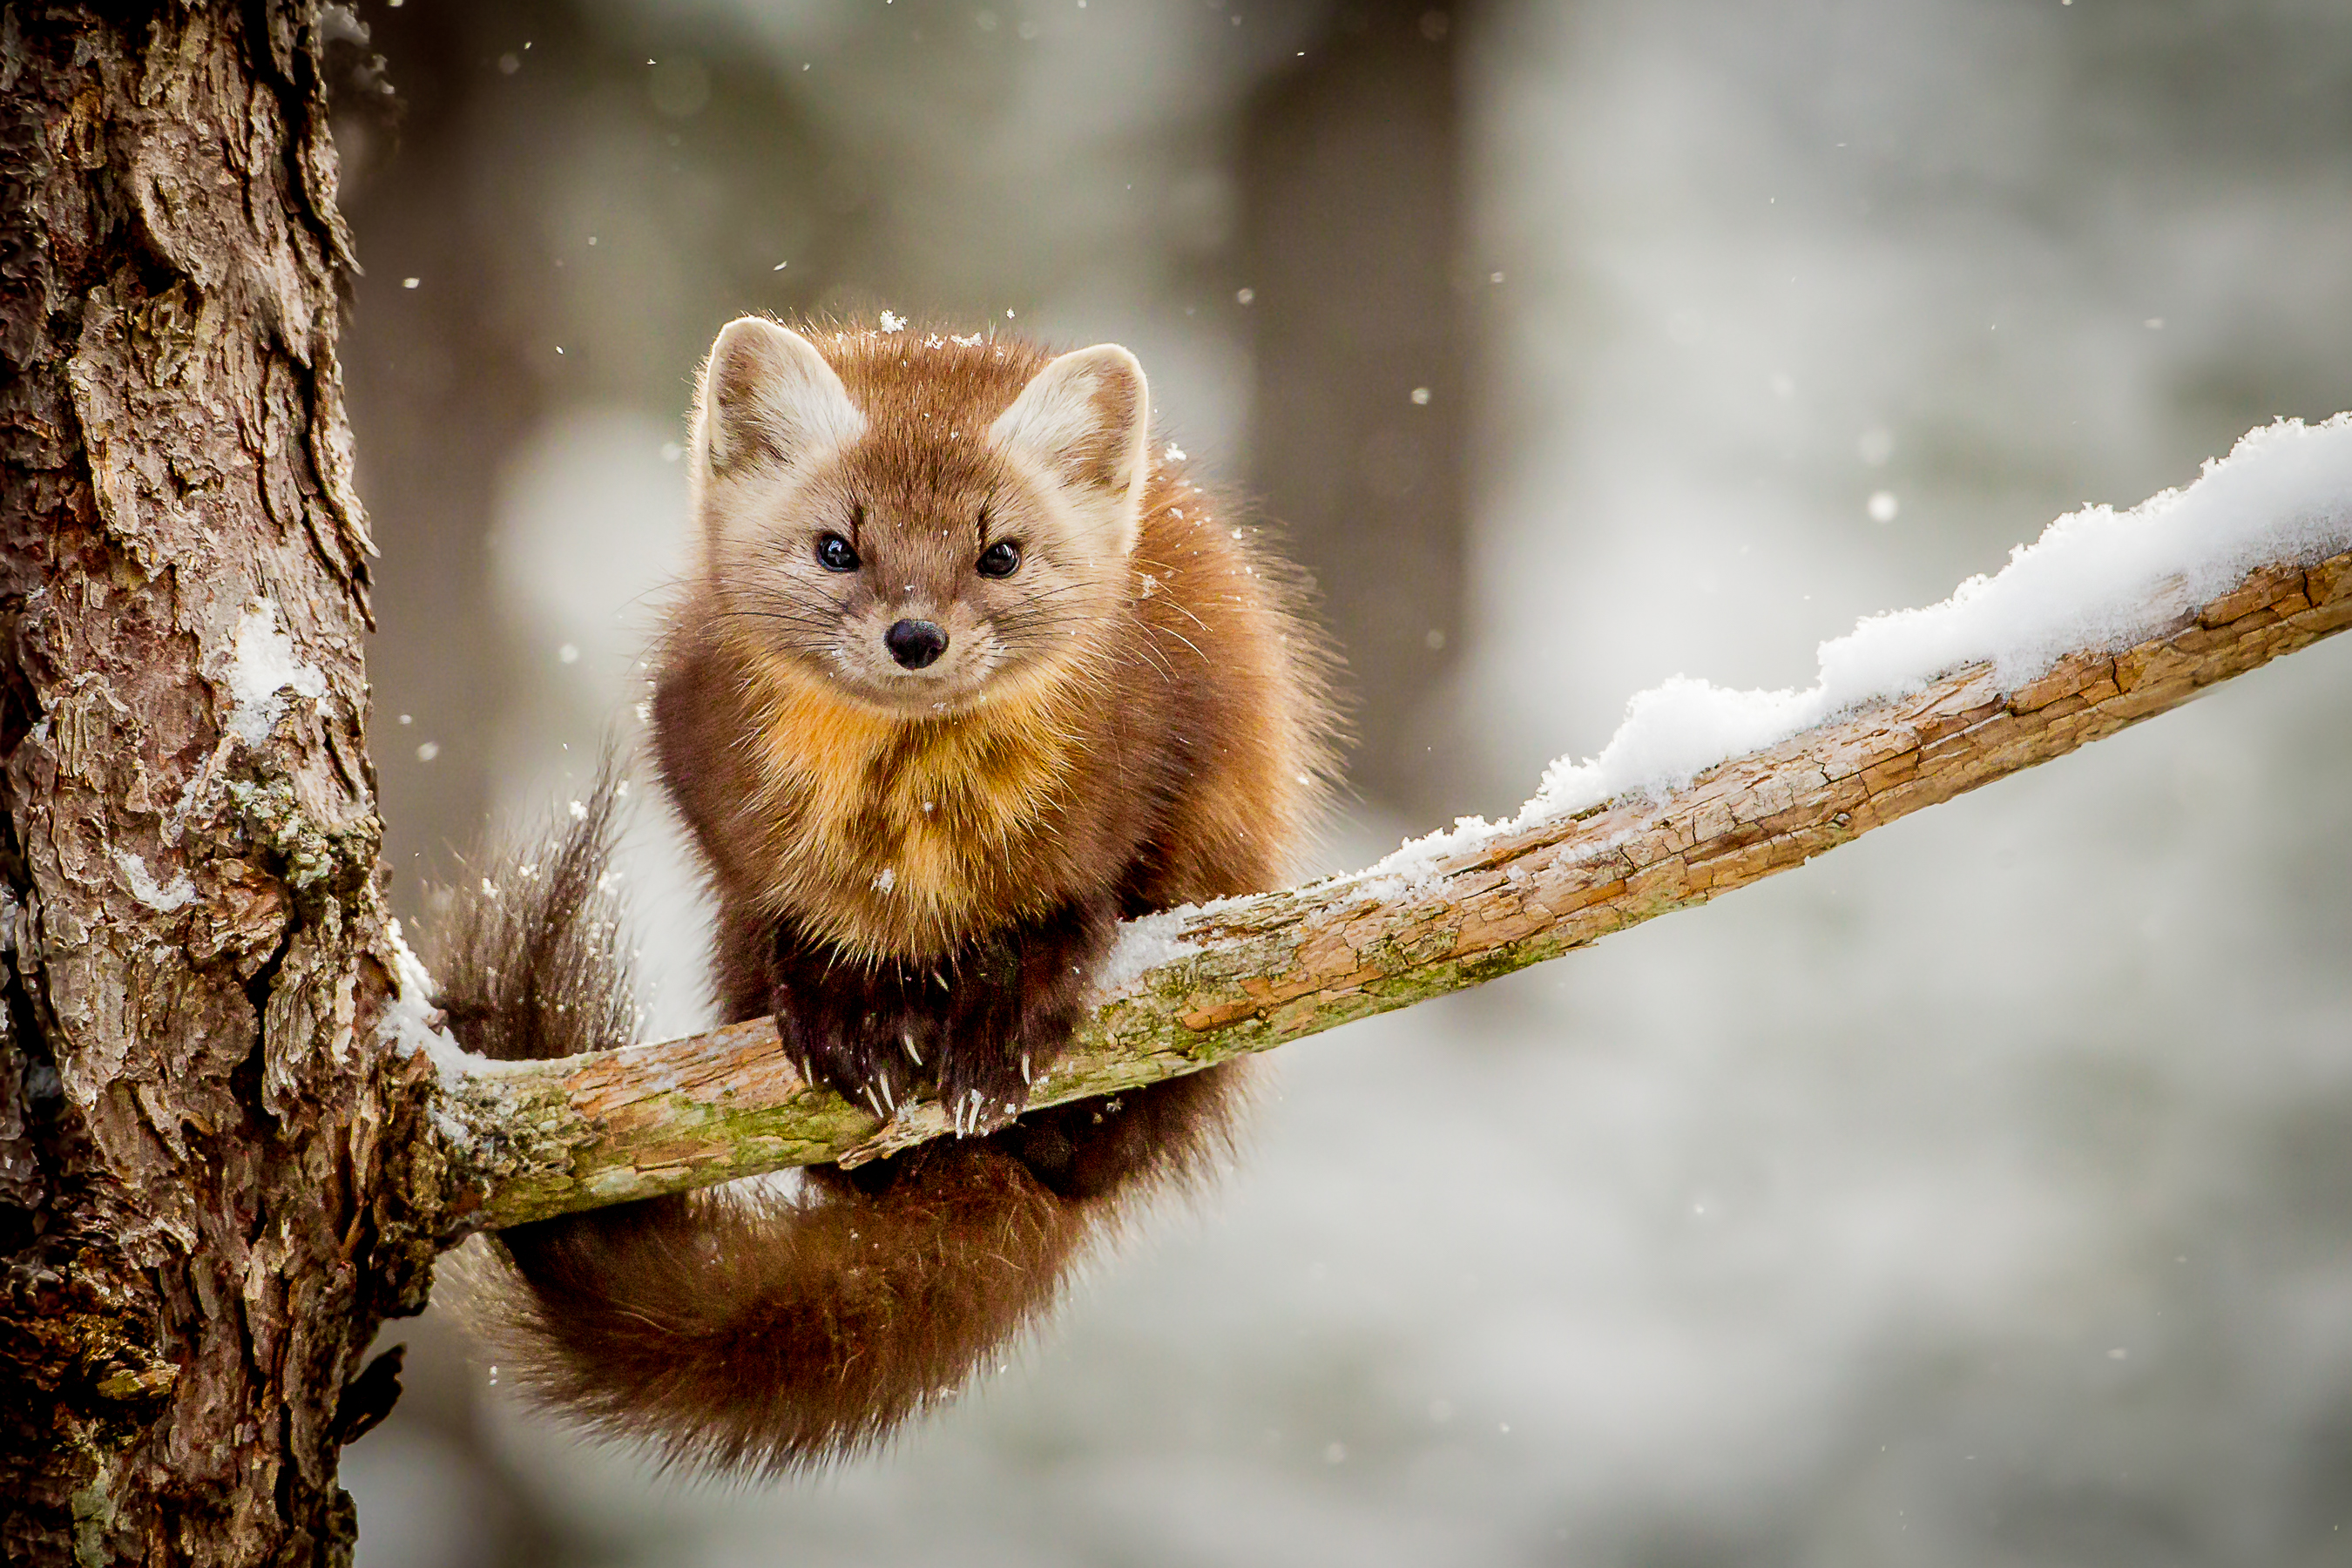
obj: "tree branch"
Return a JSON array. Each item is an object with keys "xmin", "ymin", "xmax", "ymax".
[{"xmin": 416, "ymin": 546, "xmax": 2352, "ymax": 1240}]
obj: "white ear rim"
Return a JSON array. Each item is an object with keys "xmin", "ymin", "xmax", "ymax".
[
  {"xmin": 693, "ymin": 317, "xmax": 864, "ymax": 478},
  {"xmin": 990, "ymin": 343, "xmax": 1150, "ymax": 559}
]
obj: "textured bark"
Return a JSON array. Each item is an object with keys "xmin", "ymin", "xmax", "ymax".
[
  {"xmin": 422, "ymin": 547, "xmax": 2352, "ymax": 1236},
  {"xmin": 0, "ymin": 5, "xmax": 429, "ymax": 1565}
]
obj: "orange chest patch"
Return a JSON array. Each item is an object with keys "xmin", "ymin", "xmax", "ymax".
[{"xmin": 747, "ymin": 667, "xmax": 1077, "ymax": 945}]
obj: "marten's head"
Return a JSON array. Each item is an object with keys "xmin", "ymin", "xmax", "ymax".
[{"xmin": 688, "ymin": 317, "xmax": 1149, "ymax": 719}]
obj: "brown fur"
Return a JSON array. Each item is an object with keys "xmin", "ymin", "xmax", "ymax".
[{"xmin": 442, "ymin": 320, "xmax": 1335, "ymax": 1475}]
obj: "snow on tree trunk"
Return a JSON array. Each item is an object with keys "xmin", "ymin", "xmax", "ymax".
[{"xmin": 0, "ymin": 5, "xmax": 430, "ymax": 1565}]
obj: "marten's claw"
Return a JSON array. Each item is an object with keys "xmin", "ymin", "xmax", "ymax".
[
  {"xmin": 936, "ymin": 1055, "xmax": 1028, "ymax": 1136},
  {"xmin": 772, "ymin": 980, "xmax": 923, "ymax": 1120}
]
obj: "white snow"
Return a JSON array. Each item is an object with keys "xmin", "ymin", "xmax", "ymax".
[
  {"xmin": 1093, "ymin": 908, "xmax": 1205, "ymax": 997},
  {"xmin": 112, "ymin": 848, "xmax": 197, "ymax": 912},
  {"xmin": 226, "ymin": 599, "xmax": 328, "ymax": 744},
  {"xmin": 380, "ymin": 917, "xmax": 536, "ymax": 1084},
  {"xmin": 1363, "ymin": 415, "xmax": 2352, "ymax": 890},
  {"xmin": 381, "ymin": 918, "xmax": 462, "ymax": 1068}
]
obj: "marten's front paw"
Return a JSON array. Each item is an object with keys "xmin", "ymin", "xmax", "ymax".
[
  {"xmin": 924, "ymin": 902, "xmax": 1110, "ymax": 1135},
  {"xmin": 903, "ymin": 962, "xmax": 1015, "ymax": 1135},
  {"xmin": 934, "ymin": 1046, "xmax": 1031, "ymax": 1138},
  {"xmin": 771, "ymin": 975, "xmax": 937, "ymax": 1123},
  {"xmin": 933, "ymin": 970, "xmax": 1088, "ymax": 1137}
]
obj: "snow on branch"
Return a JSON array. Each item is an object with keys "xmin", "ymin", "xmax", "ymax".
[{"xmin": 407, "ymin": 418, "xmax": 2352, "ymax": 1240}]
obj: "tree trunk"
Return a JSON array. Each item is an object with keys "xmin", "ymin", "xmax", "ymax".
[{"xmin": 0, "ymin": 4, "xmax": 429, "ymax": 1564}]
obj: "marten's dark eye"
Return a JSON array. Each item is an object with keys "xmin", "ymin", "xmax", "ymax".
[
  {"xmin": 976, "ymin": 540, "xmax": 1022, "ymax": 578},
  {"xmin": 815, "ymin": 534, "xmax": 860, "ymax": 572}
]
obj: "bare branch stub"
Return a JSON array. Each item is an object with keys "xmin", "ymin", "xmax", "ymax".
[{"xmin": 431, "ymin": 549, "xmax": 2352, "ymax": 1237}]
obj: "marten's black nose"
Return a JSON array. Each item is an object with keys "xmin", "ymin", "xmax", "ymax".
[{"xmin": 885, "ymin": 618, "xmax": 948, "ymax": 670}]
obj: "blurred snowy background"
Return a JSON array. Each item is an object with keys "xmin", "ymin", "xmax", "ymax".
[{"xmin": 334, "ymin": 1, "xmax": 2352, "ymax": 1564}]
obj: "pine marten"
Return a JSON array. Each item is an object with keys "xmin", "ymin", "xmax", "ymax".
[{"xmin": 434, "ymin": 317, "xmax": 1335, "ymax": 1475}]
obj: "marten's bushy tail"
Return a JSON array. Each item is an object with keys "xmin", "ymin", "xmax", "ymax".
[{"xmin": 431, "ymin": 774, "xmax": 1236, "ymax": 1474}]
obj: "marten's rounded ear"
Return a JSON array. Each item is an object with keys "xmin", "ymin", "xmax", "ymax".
[
  {"xmin": 990, "ymin": 344, "xmax": 1150, "ymax": 559},
  {"xmin": 693, "ymin": 318, "xmax": 864, "ymax": 479}
]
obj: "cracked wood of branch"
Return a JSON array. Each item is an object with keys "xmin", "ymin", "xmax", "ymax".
[{"xmin": 426, "ymin": 548, "xmax": 2352, "ymax": 1239}]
